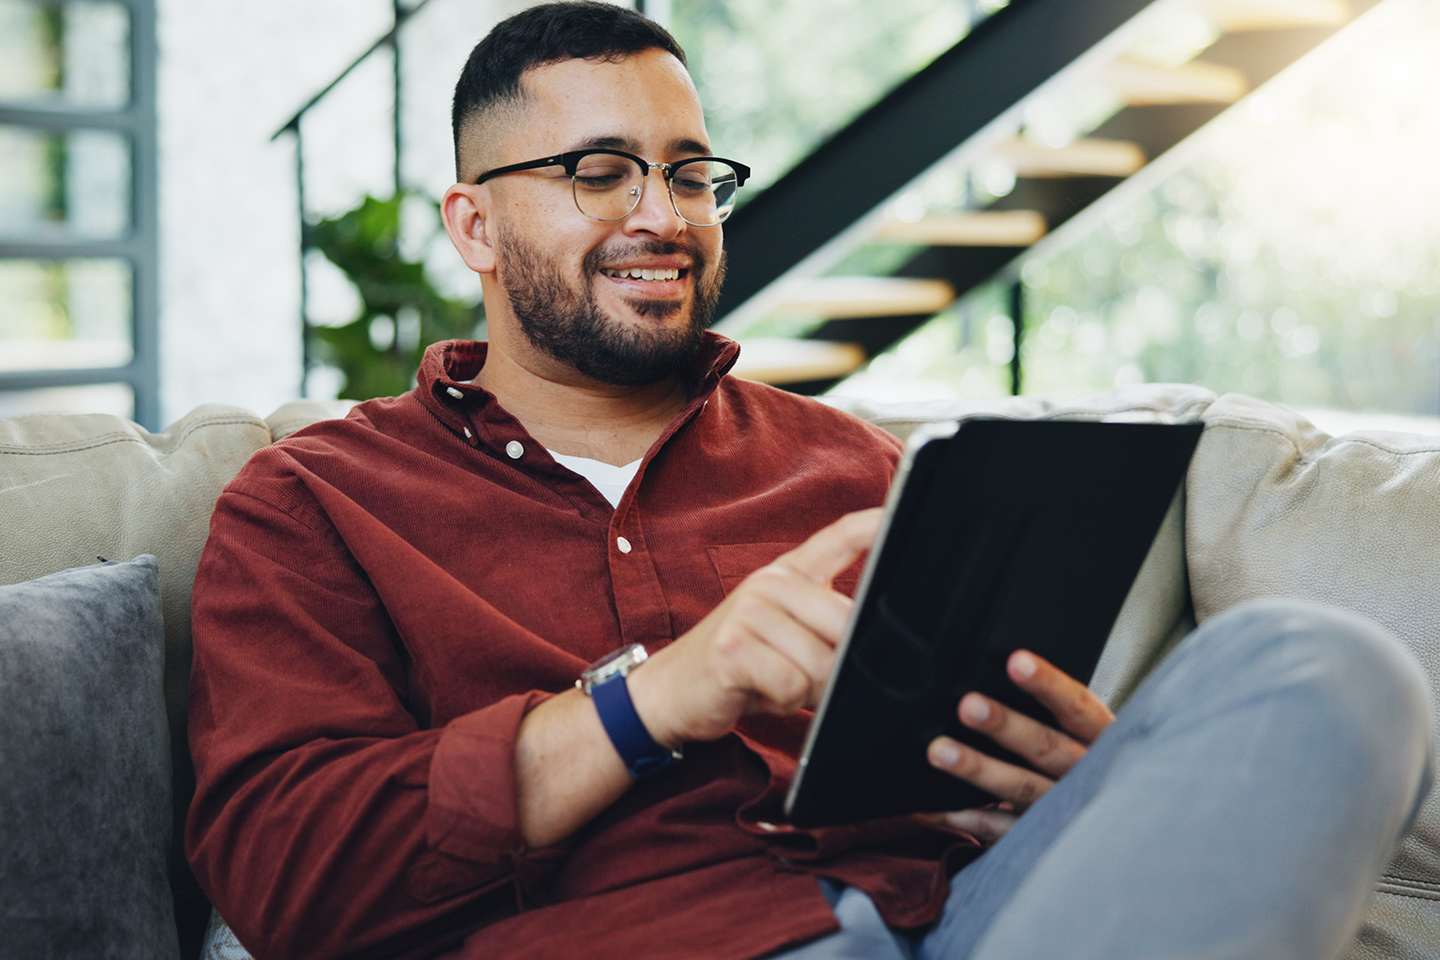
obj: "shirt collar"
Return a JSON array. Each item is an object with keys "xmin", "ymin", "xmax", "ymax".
[{"xmin": 414, "ymin": 332, "xmax": 741, "ymax": 450}]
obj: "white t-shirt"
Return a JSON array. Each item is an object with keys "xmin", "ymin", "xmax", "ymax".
[{"xmin": 547, "ymin": 449, "xmax": 642, "ymax": 509}]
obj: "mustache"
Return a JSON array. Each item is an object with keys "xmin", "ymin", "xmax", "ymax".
[{"xmin": 582, "ymin": 239, "xmax": 708, "ymax": 276}]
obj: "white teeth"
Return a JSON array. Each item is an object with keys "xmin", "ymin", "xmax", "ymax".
[{"xmin": 603, "ymin": 267, "xmax": 680, "ymax": 281}]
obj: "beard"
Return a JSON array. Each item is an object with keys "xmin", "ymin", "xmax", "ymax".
[{"xmin": 494, "ymin": 227, "xmax": 727, "ymax": 387}]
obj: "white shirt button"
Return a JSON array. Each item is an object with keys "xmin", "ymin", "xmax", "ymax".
[
  {"xmin": 505, "ymin": 440, "xmax": 524, "ymax": 459},
  {"xmin": 463, "ymin": 427, "xmax": 472, "ymax": 439},
  {"xmin": 616, "ymin": 536, "xmax": 633, "ymax": 554},
  {"xmin": 446, "ymin": 386, "xmax": 464, "ymax": 400}
]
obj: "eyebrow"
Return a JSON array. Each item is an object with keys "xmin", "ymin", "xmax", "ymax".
[{"xmin": 572, "ymin": 134, "xmax": 714, "ymax": 157}]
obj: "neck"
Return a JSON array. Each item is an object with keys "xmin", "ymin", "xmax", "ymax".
[{"xmin": 473, "ymin": 334, "xmax": 691, "ymax": 467}]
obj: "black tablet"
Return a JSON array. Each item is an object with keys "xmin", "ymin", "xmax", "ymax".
[{"xmin": 783, "ymin": 417, "xmax": 1202, "ymax": 827}]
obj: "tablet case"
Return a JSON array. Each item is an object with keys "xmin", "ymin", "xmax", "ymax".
[{"xmin": 785, "ymin": 418, "xmax": 1202, "ymax": 827}]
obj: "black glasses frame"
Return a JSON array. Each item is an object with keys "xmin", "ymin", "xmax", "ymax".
[{"xmin": 473, "ymin": 149, "xmax": 751, "ymax": 226}]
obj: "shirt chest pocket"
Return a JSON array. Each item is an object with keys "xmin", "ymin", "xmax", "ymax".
[{"xmin": 705, "ymin": 542, "xmax": 862, "ymax": 599}]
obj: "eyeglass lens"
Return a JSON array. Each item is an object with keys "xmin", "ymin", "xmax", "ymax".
[{"xmin": 571, "ymin": 156, "xmax": 741, "ymax": 226}]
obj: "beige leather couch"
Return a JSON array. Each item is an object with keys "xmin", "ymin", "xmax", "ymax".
[{"xmin": 1, "ymin": 384, "xmax": 1436, "ymax": 959}]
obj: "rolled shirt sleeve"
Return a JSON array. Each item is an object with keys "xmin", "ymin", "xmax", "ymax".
[{"xmin": 187, "ymin": 481, "xmax": 570, "ymax": 960}]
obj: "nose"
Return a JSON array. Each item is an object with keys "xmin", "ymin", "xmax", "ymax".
[{"xmin": 622, "ymin": 165, "xmax": 687, "ymax": 241}]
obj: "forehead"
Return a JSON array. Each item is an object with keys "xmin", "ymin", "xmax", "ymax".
[{"xmin": 505, "ymin": 48, "xmax": 709, "ymax": 161}]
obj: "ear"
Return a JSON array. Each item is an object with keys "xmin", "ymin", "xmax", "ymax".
[{"xmin": 441, "ymin": 183, "xmax": 496, "ymax": 275}]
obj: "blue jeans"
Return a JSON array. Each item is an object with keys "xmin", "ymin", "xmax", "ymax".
[{"xmin": 775, "ymin": 600, "xmax": 1435, "ymax": 960}]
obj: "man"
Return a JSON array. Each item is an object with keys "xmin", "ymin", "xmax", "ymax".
[{"xmin": 187, "ymin": 4, "xmax": 1433, "ymax": 959}]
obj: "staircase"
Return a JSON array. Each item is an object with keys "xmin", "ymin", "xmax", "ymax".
[{"xmin": 712, "ymin": 0, "xmax": 1375, "ymax": 394}]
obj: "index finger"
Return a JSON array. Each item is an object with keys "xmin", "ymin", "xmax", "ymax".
[
  {"xmin": 1008, "ymin": 650, "xmax": 1114, "ymax": 745},
  {"xmin": 773, "ymin": 508, "xmax": 884, "ymax": 587}
]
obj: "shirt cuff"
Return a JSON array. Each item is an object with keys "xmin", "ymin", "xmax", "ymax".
[{"xmin": 425, "ymin": 691, "xmax": 554, "ymax": 866}]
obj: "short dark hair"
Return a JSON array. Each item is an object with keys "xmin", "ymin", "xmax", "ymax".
[{"xmin": 452, "ymin": 1, "xmax": 687, "ymax": 178}]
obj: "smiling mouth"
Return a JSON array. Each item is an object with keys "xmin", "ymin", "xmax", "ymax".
[{"xmin": 601, "ymin": 267, "xmax": 685, "ymax": 282}]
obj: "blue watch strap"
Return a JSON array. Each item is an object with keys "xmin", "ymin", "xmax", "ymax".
[{"xmin": 590, "ymin": 671, "xmax": 681, "ymax": 779}]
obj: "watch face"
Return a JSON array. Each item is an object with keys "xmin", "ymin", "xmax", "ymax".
[
  {"xmin": 583, "ymin": 643, "xmax": 648, "ymax": 690},
  {"xmin": 589, "ymin": 646, "xmax": 634, "ymax": 674}
]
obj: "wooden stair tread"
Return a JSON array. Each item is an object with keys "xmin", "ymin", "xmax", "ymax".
[
  {"xmin": 874, "ymin": 210, "xmax": 1047, "ymax": 246},
  {"xmin": 1200, "ymin": 0, "xmax": 1349, "ymax": 32},
  {"xmin": 988, "ymin": 138, "xmax": 1146, "ymax": 178},
  {"xmin": 1099, "ymin": 57, "xmax": 1249, "ymax": 106},
  {"xmin": 730, "ymin": 338, "xmax": 867, "ymax": 385},
  {"xmin": 770, "ymin": 277, "xmax": 956, "ymax": 319}
]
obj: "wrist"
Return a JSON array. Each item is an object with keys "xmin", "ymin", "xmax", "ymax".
[
  {"xmin": 623, "ymin": 655, "xmax": 683, "ymax": 750},
  {"xmin": 579, "ymin": 644, "xmax": 682, "ymax": 778}
]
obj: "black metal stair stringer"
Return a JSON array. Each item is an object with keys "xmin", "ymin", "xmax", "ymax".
[{"xmin": 713, "ymin": 0, "xmax": 1159, "ymax": 323}]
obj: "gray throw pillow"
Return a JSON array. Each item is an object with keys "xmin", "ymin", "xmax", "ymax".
[{"xmin": 0, "ymin": 556, "xmax": 179, "ymax": 959}]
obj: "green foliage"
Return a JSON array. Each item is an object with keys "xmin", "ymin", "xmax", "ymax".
[{"xmin": 308, "ymin": 193, "xmax": 482, "ymax": 400}]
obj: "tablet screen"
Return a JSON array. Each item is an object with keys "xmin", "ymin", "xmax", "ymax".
[{"xmin": 784, "ymin": 418, "xmax": 1202, "ymax": 827}]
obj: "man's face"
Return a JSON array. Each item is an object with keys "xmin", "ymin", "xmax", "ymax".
[{"xmin": 481, "ymin": 50, "xmax": 727, "ymax": 386}]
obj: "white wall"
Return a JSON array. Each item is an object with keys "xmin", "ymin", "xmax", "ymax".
[{"xmin": 156, "ymin": 0, "xmax": 523, "ymax": 425}]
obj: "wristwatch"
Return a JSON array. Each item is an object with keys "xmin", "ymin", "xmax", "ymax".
[{"xmin": 577, "ymin": 643, "xmax": 683, "ymax": 779}]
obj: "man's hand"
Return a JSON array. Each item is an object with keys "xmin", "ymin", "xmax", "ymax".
[
  {"xmin": 514, "ymin": 508, "xmax": 880, "ymax": 849},
  {"xmin": 629, "ymin": 508, "xmax": 883, "ymax": 748},
  {"xmin": 924, "ymin": 651, "xmax": 1114, "ymax": 843}
]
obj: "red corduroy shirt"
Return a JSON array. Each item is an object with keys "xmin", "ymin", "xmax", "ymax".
[{"xmin": 187, "ymin": 334, "xmax": 976, "ymax": 960}]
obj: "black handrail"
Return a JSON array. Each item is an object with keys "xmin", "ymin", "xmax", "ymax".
[
  {"xmin": 271, "ymin": 0, "xmax": 436, "ymax": 396},
  {"xmin": 271, "ymin": 1, "xmax": 430, "ymax": 144}
]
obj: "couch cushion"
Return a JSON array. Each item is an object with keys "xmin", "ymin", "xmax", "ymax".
[
  {"xmin": 0, "ymin": 398, "xmax": 352, "ymax": 957},
  {"xmin": 0, "ymin": 556, "xmax": 178, "ymax": 959},
  {"xmin": 265, "ymin": 398, "xmax": 356, "ymax": 442},
  {"xmin": 0, "ymin": 399, "xmax": 356, "ymax": 732},
  {"xmin": 0, "ymin": 405, "xmax": 274, "ymax": 734},
  {"xmin": 1186, "ymin": 393, "xmax": 1440, "ymax": 960},
  {"xmin": 821, "ymin": 382, "xmax": 1216, "ymax": 443}
]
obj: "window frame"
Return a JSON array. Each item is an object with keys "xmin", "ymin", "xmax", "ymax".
[{"xmin": 0, "ymin": 0, "xmax": 159, "ymax": 429}]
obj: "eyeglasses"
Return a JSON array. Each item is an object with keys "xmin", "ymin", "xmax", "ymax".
[{"xmin": 474, "ymin": 149, "xmax": 750, "ymax": 227}]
